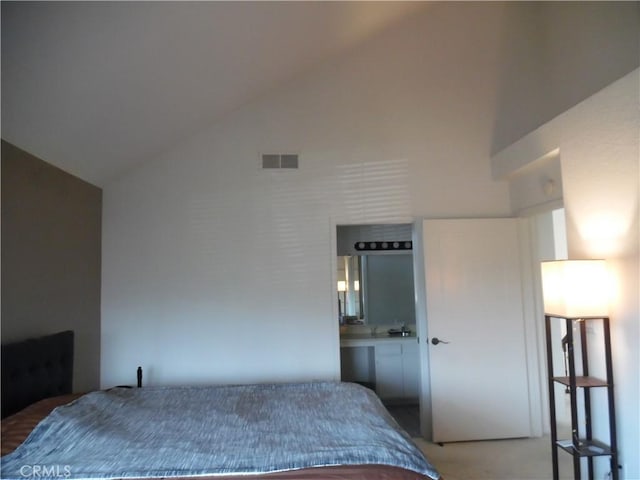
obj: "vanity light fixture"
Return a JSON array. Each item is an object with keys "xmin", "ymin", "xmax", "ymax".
[{"xmin": 354, "ymin": 241, "xmax": 412, "ymax": 252}]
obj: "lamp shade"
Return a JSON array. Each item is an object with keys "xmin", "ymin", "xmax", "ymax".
[
  {"xmin": 540, "ymin": 260, "xmax": 610, "ymax": 318},
  {"xmin": 337, "ymin": 281, "xmax": 346, "ymax": 292}
]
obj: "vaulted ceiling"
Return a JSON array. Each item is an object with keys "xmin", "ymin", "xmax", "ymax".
[
  {"xmin": 1, "ymin": 1, "xmax": 427, "ymax": 185},
  {"xmin": 3, "ymin": 2, "xmax": 638, "ymax": 188}
]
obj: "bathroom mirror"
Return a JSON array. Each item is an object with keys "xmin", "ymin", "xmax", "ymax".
[
  {"xmin": 337, "ymin": 255, "xmax": 363, "ymax": 321},
  {"xmin": 338, "ymin": 253, "xmax": 415, "ymax": 326}
]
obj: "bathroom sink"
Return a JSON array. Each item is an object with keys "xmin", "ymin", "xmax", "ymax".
[{"xmin": 387, "ymin": 329, "xmax": 411, "ymax": 337}]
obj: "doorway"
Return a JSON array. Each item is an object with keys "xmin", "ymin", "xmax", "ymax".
[
  {"xmin": 334, "ymin": 210, "xmax": 567, "ymax": 441},
  {"xmin": 529, "ymin": 207, "xmax": 570, "ymax": 431},
  {"xmin": 423, "ymin": 218, "xmax": 533, "ymax": 442},
  {"xmin": 417, "ymin": 209, "xmax": 567, "ymax": 443},
  {"xmin": 336, "ymin": 223, "xmax": 422, "ymax": 436}
]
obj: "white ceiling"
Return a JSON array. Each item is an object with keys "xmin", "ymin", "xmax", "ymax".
[{"xmin": 1, "ymin": 1, "xmax": 428, "ymax": 186}]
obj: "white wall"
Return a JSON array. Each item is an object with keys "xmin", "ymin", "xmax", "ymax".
[
  {"xmin": 490, "ymin": 2, "xmax": 639, "ymax": 154},
  {"xmin": 101, "ymin": 4, "xmax": 515, "ymax": 388},
  {"xmin": 101, "ymin": 6, "xmax": 638, "ymax": 462},
  {"xmin": 525, "ymin": 209, "xmax": 569, "ymax": 434},
  {"xmin": 492, "ymin": 69, "xmax": 639, "ymax": 479}
]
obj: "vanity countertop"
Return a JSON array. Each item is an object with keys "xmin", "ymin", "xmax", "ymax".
[{"xmin": 340, "ymin": 332, "xmax": 417, "ymax": 347}]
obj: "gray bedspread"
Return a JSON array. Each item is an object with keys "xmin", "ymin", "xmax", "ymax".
[{"xmin": 1, "ymin": 382, "xmax": 439, "ymax": 479}]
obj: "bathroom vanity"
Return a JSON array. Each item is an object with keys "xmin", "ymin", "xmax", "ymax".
[
  {"xmin": 336, "ymin": 225, "xmax": 419, "ymax": 404},
  {"xmin": 340, "ymin": 333, "xmax": 419, "ymax": 403}
]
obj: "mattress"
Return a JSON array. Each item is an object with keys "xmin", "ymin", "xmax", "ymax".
[{"xmin": 1, "ymin": 382, "xmax": 440, "ymax": 480}]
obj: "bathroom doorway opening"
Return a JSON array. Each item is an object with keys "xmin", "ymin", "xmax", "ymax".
[{"xmin": 335, "ymin": 223, "xmax": 421, "ymax": 436}]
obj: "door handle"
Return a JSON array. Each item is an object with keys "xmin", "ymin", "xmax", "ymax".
[{"xmin": 431, "ymin": 337, "xmax": 450, "ymax": 345}]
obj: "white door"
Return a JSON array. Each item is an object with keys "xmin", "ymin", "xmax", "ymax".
[{"xmin": 423, "ymin": 218, "xmax": 531, "ymax": 443}]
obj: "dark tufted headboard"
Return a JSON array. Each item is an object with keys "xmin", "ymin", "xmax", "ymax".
[{"xmin": 1, "ymin": 330, "xmax": 74, "ymax": 418}]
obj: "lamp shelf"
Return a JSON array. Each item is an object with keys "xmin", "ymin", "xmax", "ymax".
[
  {"xmin": 541, "ymin": 260, "xmax": 617, "ymax": 480},
  {"xmin": 544, "ymin": 314, "xmax": 618, "ymax": 480},
  {"xmin": 552, "ymin": 376, "xmax": 609, "ymax": 388},
  {"xmin": 556, "ymin": 439, "xmax": 614, "ymax": 458}
]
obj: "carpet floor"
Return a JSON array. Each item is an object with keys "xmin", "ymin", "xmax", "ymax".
[
  {"xmin": 415, "ymin": 435, "xmax": 584, "ymax": 480},
  {"xmin": 385, "ymin": 404, "xmax": 608, "ymax": 479},
  {"xmin": 385, "ymin": 404, "xmax": 421, "ymax": 437}
]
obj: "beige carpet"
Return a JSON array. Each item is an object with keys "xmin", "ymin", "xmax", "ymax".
[{"xmin": 414, "ymin": 436, "xmax": 575, "ymax": 480}]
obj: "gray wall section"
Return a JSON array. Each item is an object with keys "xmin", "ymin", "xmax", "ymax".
[
  {"xmin": 492, "ymin": 1, "xmax": 640, "ymax": 153},
  {"xmin": 1, "ymin": 140, "xmax": 102, "ymax": 392}
]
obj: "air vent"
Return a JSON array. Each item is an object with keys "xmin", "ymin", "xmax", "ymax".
[{"xmin": 262, "ymin": 153, "xmax": 299, "ymax": 169}]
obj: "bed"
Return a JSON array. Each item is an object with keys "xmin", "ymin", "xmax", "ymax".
[{"xmin": 1, "ymin": 331, "xmax": 440, "ymax": 480}]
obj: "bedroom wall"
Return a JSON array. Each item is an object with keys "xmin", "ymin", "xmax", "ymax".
[
  {"xmin": 101, "ymin": 1, "xmax": 638, "ymax": 394},
  {"xmin": 1, "ymin": 140, "xmax": 102, "ymax": 392},
  {"xmin": 101, "ymin": 3, "xmax": 515, "ymax": 388},
  {"xmin": 490, "ymin": 1, "xmax": 640, "ymax": 154},
  {"xmin": 101, "ymin": 3, "xmax": 640, "ymax": 387},
  {"xmin": 492, "ymin": 69, "xmax": 640, "ymax": 479}
]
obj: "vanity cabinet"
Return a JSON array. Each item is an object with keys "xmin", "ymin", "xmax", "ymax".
[
  {"xmin": 374, "ymin": 344, "xmax": 404, "ymax": 399},
  {"xmin": 340, "ymin": 335, "xmax": 419, "ymax": 402},
  {"xmin": 401, "ymin": 341, "xmax": 419, "ymax": 398},
  {"xmin": 340, "ymin": 346, "xmax": 375, "ymax": 387},
  {"xmin": 375, "ymin": 340, "xmax": 419, "ymax": 402}
]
